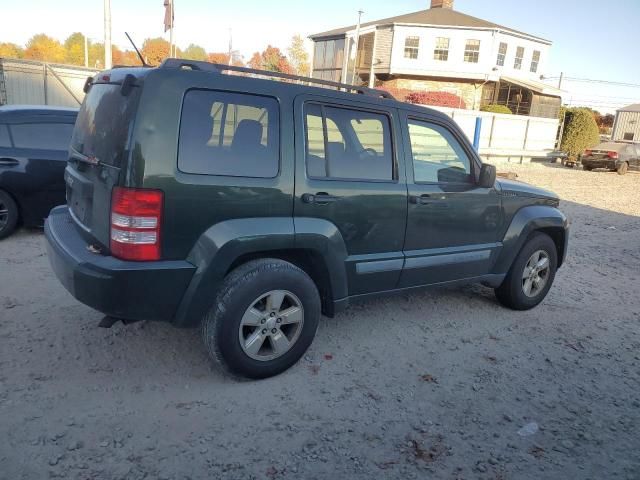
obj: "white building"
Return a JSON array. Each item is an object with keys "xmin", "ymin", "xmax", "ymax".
[
  {"xmin": 611, "ymin": 104, "xmax": 640, "ymax": 143},
  {"xmin": 310, "ymin": 0, "xmax": 563, "ymax": 118}
]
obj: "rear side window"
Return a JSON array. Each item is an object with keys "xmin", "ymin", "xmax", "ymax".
[
  {"xmin": 0, "ymin": 124, "xmax": 11, "ymax": 147},
  {"xmin": 178, "ymin": 90, "xmax": 279, "ymax": 178},
  {"xmin": 304, "ymin": 104, "xmax": 393, "ymax": 181},
  {"xmin": 10, "ymin": 123, "xmax": 74, "ymax": 150}
]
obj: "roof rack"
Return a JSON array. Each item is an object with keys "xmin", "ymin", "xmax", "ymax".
[{"xmin": 159, "ymin": 58, "xmax": 395, "ymax": 100}]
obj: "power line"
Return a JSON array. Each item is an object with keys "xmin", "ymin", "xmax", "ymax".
[{"xmin": 545, "ymin": 76, "xmax": 640, "ymax": 89}]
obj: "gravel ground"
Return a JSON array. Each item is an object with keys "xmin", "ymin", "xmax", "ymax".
[{"xmin": 1, "ymin": 163, "xmax": 639, "ymax": 480}]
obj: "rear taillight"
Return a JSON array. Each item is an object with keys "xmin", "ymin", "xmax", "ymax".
[
  {"xmin": 584, "ymin": 150, "xmax": 592, "ymax": 156},
  {"xmin": 110, "ymin": 187, "xmax": 163, "ymax": 261},
  {"xmin": 607, "ymin": 151, "xmax": 619, "ymax": 159}
]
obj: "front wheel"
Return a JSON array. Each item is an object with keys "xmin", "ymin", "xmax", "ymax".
[
  {"xmin": 495, "ymin": 233, "xmax": 558, "ymax": 310},
  {"xmin": 0, "ymin": 190, "xmax": 19, "ymax": 240},
  {"xmin": 202, "ymin": 259, "xmax": 321, "ymax": 379}
]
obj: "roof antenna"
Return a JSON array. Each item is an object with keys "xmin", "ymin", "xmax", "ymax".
[{"xmin": 125, "ymin": 32, "xmax": 149, "ymax": 67}]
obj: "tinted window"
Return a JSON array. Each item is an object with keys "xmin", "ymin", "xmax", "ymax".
[
  {"xmin": 304, "ymin": 104, "xmax": 393, "ymax": 181},
  {"xmin": 10, "ymin": 123, "xmax": 73, "ymax": 150},
  {"xmin": 408, "ymin": 120, "xmax": 472, "ymax": 184},
  {"xmin": 72, "ymin": 83, "xmax": 140, "ymax": 166},
  {"xmin": 0, "ymin": 124, "xmax": 11, "ymax": 147},
  {"xmin": 623, "ymin": 132, "xmax": 634, "ymax": 141},
  {"xmin": 179, "ymin": 90, "xmax": 279, "ymax": 178}
]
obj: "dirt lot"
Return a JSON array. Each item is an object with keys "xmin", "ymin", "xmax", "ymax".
[{"xmin": 1, "ymin": 163, "xmax": 639, "ymax": 480}]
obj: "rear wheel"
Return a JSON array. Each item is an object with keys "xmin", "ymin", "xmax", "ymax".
[
  {"xmin": 0, "ymin": 190, "xmax": 19, "ymax": 240},
  {"xmin": 617, "ymin": 162, "xmax": 629, "ymax": 175},
  {"xmin": 495, "ymin": 233, "xmax": 558, "ymax": 310},
  {"xmin": 202, "ymin": 259, "xmax": 321, "ymax": 379},
  {"xmin": 583, "ymin": 165, "xmax": 592, "ymax": 171}
]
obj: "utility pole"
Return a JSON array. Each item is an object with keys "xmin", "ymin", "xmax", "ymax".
[
  {"xmin": 350, "ymin": 9, "xmax": 364, "ymax": 85},
  {"xmin": 228, "ymin": 28, "xmax": 233, "ymax": 66},
  {"xmin": 558, "ymin": 72, "xmax": 564, "ymax": 90},
  {"xmin": 104, "ymin": 0, "xmax": 112, "ymax": 69},
  {"xmin": 170, "ymin": 0, "xmax": 175, "ymax": 57},
  {"xmin": 84, "ymin": 34, "xmax": 89, "ymax": 68}
]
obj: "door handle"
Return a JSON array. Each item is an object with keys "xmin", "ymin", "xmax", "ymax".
[
  {"xmin": 409, "ymin": 194, "xmax": 433, "ymax": 205},
  {"xmin": 0, "ymin": 158, "xmax": 19, "ymax": 167},
  {"xmin": 302, "ymin": 192, "xmax": 341, "ymax": 204}
]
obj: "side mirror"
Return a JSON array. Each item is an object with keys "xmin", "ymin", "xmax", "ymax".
[{"xmin": 478, "ymin": 163, "xmax": 496, "ymax": 188}]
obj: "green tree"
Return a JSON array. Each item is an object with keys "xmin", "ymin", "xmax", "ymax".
[
  {"xmin": 560, "ymin": 107, "xmax": 600, "ymax": 159},
  {"xmin": 183, "ymin": 44, "xmax": 207, "ymax": 61},
  {"xmin": 287, "ymin": 35, "xmax": 310, "ymax": 76},
  {"xmin": 24, "ymin": 34, "xmax": 66, "ymax": 63},
  {"xmin": 64, "ymin": 32, "xmax": 86, "ymax": 66},
  {"xmin": 0, "ymin": 42, "xmax": 24, "ymax": 59},
  {"xmin": 89, "ymin": 42, "xmax": 105, "ymax": 69},
  {"xmin": 480, "ymin": 104, "xmax": 512, "ymax": 114}
]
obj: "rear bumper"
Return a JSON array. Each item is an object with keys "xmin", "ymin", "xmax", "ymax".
[
  {"xmin": 582, "ymin": 159, "xmax": 617, "ymax": 169},
  {"xmin": 45, "ymin": 206, "xmax": 196, "ymax": 323}
]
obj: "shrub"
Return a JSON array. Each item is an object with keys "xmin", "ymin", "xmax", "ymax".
[
  {"xmin": 480, "ymin": 104, "xmax": 512, "ymax": 114},
  {"xmin": 405, "ymin": 91, "xmax": 467, "ymax": 109},
  {"xmin": 560, "ymin": 107, "xmax": 600, "ymax": 160}
]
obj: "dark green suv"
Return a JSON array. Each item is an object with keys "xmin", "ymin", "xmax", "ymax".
[{"xmin": 45, "ymin": 60, "xmax": 568, "ymax": 379}]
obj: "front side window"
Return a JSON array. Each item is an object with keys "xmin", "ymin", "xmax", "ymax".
[
  {"xmin": 514, "ymin": 46, "xmax": 524, "ymax": 70},
  {"xmin": 433, "ymin": 37, "xmax": 449, "ymax": 61},
  {"xmin": 178, "ymin": 90, "xmax": 279, "ymax": 178},
  {"xmin": 0, "ymin": 124, "xmax": 11, "ymax": 148},
  {"xmin": 530, "ymin": 50, "xmax": 540, "ymax": 73},
  {"xmin": 304, "ymin": 104, "xmax": 393, "ymax": 181},
  {"xmin": 10, "ymin": 123, "xmax": 74, "ymax": 150},
  {"xmin": 404, "ymin": 36, "xmax": 420, "ymax": 59},
  {"xmin": 496, "ymin": 42, "xmax": 508, "ymax": 66},
  {"xmin": 408, "ymin": 119, "xmax": 472, "ymax": 184},
  {"xmin": 464, "ymin": 40, "xmax": 480, "ymax": 63}
]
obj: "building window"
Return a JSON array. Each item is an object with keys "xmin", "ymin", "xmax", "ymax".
[
  {"xmin": 530, "ymin": 50, "xmax": 540, "ymax": 73},
  {"xmin": 404, "ymin": 36, "xmax": 420, "ymax": 59},
  {"xmin": 623, "ymin": 132, "xmax": 635, "ymax": 141},
  {"xmin": 514, "ymin": 46, "xmax": 524, "ymax": 70},
  {"xmin": 496, "ymin": 42, "xmax": 507, "ymax": 66},
  {"xmin": 433, "ymin": 37, "xmax": 449, "ymax": 61},
  {"xmin": 464, "ymin": 40, "xmax": 480, "ymax": 63}
]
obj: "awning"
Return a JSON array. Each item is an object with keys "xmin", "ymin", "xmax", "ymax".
[{"xmin": 500, "ymin": 76, "xmax": 564, "ymax": 98}]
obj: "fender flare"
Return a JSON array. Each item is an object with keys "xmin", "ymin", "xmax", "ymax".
[
  {"xmin": 172, "ymin": 217, "xmax": 349, "ymax": 327},
  {"xmin": 494, "ymin": 205, "xmax": 568, "ymax": 274}
]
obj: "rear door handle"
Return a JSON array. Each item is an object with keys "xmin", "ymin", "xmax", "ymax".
[
  {"xmin": 410, "ymin": 194, "xmax": 433, "ymax": 205},
  {"xmin": 0, "ymin": 158, "xmax": 19, "ymax": 167},
  {"xmin": 302, "ymin": 192, "xmax": 341, "ymax": 204}
]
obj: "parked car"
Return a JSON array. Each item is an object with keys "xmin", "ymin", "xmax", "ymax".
[
  {"xmin": 582, "ymin": 142, "xmax": 640, "ymax": 175},
  {"xmin": 0, "ymin": 105, "xmax": 78, "ymax": 239},
  {"xmin": 45, "ymin": 61, "xmax": 568, "ymax": 379}
]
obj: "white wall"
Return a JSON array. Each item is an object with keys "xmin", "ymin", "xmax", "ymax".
[
  {"xmin": 430, "ymin": 106, "xmax": 560, "ymax": 162},
  {"xmin": 388, "ymin": 25, "xmax": 551, "ymax": 82}
]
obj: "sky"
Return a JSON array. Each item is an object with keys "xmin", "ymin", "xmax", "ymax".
[{"xmin": 3, "ymin": 0, "xmax": 640, "ymax": 113}]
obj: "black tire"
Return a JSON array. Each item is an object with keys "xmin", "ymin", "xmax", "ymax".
[
  {"xmin": 0, "ymin": 189, "xmax": 19, "ymax": 240},
  {"xmin": 495, "ymin": 233, "xmax": 558, "ymax": 311},
  {"xmin": 202, "ymin": 259, "xmax": 321, "ymax": 379},
  {"xmin": 583, "ymin": 165, "xmax": 592, "ymax": 171},
  {"xmin": 617, "ymin": 162, "xmax": 628, "ymax": 175}
]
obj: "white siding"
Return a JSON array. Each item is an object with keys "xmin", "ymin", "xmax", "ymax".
[
  {"xmin": 387, "ymin": 25, "xmax": 550, "ymax": 82},
  {"xmin": 612, "ymin": 111, "xmax": 640, "ymax": 142}
]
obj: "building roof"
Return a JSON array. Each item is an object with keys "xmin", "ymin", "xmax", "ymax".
[
  {"xmin": 617, "ymin": 103, "xmax": 640, "ymax": 113},
  {"xmin": 501, "ymin": 76, "xmax": 564, "ymax": 98},
  {"xmin": 310, "ymin": 8, "xmax": 551, "ymax": 44}
]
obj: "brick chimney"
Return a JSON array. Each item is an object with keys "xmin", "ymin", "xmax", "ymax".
[{"xmin": 431, "ymin": 0, "xmax": 454, "ymax": 8}]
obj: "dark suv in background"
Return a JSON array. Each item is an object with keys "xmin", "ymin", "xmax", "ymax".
[
  {"xmin": 0, "ymin": 106, "xmax": 77, "ymax": 238},
  {"xmin": 45, "ymin": 61, "xmax": 568, "ymax": 379}
]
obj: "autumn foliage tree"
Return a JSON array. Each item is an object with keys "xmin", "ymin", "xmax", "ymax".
[
  {"xmin": 287, "ymin": 35, "xmax": 310, "ymax": 76},
  {"xmin": 141, "ymin": 37, "xmax": 175, "ymax": 66},
  {"xmin": 24, "ymin": 34, "xmax": 66, "ymax": 63},
  {"xmin": 248, "ymin": 46, "xmax": 293, "ymax": 74},
  {"xmin": 183, "ymin": 44, "xmax": 207, "ymax": 61},
  {"xmin": 0, "ymin": 42, "xmax": 25, "ymax": 59}
]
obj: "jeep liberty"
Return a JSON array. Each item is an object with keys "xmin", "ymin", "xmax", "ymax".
[{"xmin": 45, "ymin": 60, "xmax": 569, "ymax": 379}]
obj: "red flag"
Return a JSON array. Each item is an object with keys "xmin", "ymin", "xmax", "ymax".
[{"xmin": 164, "ymin": 0, "xmax": 174, "ymax": 32}]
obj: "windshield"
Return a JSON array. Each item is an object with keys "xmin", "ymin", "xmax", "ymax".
[{"xmin": 71, "ymin": 83, "xmax": 140, "ymax": 166}]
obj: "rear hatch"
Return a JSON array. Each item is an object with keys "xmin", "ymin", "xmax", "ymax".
[{"xmin": 65, "ymin": 69, "xmax": 146, "ymax": 249}]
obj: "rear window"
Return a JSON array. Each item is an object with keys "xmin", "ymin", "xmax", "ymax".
[
  {"xmin": 178, "ymin": 89, "xmax": 279, "ymax": 178},
  {"xmin": 10, "ymin": 123, "xmax": 73, "ymax": 150},
  {"xmin": 71, "ymin": 84, "xmax": 139, "ymax": 166}
]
